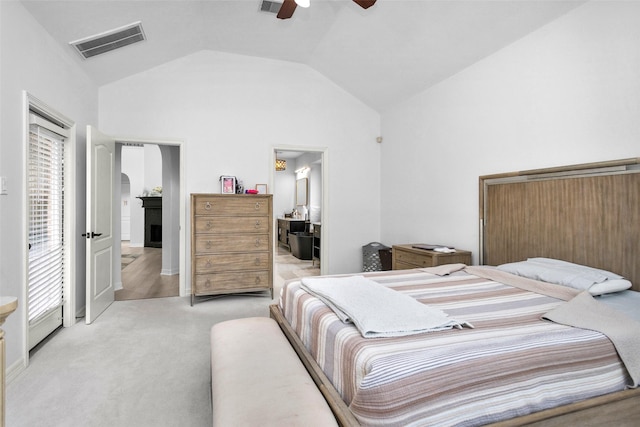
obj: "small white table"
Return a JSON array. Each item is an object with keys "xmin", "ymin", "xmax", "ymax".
[{"xmin": 0, "ymin": 297, "xmax": 18, "ymax": 427}]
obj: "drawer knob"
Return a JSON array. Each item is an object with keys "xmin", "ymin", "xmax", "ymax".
[
  {"xmin": 204, "ymin": 201, "xmax": 212, "ymax": 210},
  {"xmin": 255, "ymin": 202, "xmax": 261, "ymax": 210},
  {"xmin": 255, "ymin": 239, "xmax": 261, "ymax": 247},
  {"xmin": 255, "ymin": 276, "xmax": 261, "ymax": 284},
  {"xmin": 205, "ymin": 278, "xmax": 211, "ymax": 286},
  {"xmin": 206, "ymin": 240, "xmax": 213, "ymax": 249},
  {"xmin": 254, "ymin": 257, "xmax": 260, "ymax": 266},
  {"xmin": 206, "ymin": 259, "xmax": 212, "ymax": 268},
  {"xmin": 206, "ymin": 221, "xmax": 213, "ymax": 230},
  {"xmin": 254, "ymin": 220, "xmax": 261, "ymax": 228}
]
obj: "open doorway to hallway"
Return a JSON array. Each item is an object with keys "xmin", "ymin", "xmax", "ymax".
[
  {"xmin": 272, "ymin": 149, "xmax": 324, "ymax": 295},
  {"xmin": 115, "ymin": 143, "xmax": 181, "ymax": 301},
  {"xmin": 118, "ymin": 241, "xmax": 179, "ymax": 299}
]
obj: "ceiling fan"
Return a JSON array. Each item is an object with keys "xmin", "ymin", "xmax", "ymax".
[{"xmin": 277, "ymin": 0, "xmax": 377, "ymax": 19}]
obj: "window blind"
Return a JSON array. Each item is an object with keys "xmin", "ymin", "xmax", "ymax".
[{"xmin": 28, "ymin": 114, "xmax": 67, "ymax": 325}]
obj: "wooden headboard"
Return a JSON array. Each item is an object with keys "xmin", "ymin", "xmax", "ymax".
[{"xmin": 480, "ymin": 158, "xmax": 640, "ymax": 292}]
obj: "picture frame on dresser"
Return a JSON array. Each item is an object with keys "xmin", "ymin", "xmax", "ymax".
[
  {"xmin": 255, "ymin": 184, "xmax": 267, "ymax": 194},
  {"xmin": 220, "ymin": 176, "xmax": 236, "ymax": 194}
]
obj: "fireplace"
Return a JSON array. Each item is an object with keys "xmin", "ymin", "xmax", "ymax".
[{"xmin": 138, "ymin": 196, "xmax": 162, "ymax": 248}]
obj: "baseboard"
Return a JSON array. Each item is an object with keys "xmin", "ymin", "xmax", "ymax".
[
  {"xmin": 6, "ymin": 357, "xmax": 27, "ymax": 386},
  {"xmin": 161, "ymin": 268, "xmax": 179, "ymax": 276}
]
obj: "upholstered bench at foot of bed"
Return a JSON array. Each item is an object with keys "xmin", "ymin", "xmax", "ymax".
[{"xmin": 210, "ymin": 317, "xmax": 338, "ymax": 426}]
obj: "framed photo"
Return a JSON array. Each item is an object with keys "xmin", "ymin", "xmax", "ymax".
[
  {"xmin": 255, "ymin": 184, "xmax": 268, "ymax": 194},
  {"xmin": 220, "ymin": 176, "xmax": 236, "ymax": 194}
]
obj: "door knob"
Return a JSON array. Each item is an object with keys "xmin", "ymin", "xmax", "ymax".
[{"xmin": 81, "ymin": 232, "xmax": 103, "ymax": 239}]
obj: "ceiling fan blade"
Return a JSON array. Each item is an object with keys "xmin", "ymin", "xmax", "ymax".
[
  {"xmin": 277, "ymin": 0, "xmax": 297, "ymax": 19},
  {"xmin": 353, "ymin": 0, "xmax": 376, "ymax": 9}
]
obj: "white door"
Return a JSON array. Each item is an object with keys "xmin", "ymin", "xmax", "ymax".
[
  {"xmin": 86, "ymin": 126, "xmax": 115, "ymax": 324},
  {"xmin": 27, "ymin": 113, "xmax": 68, "ymax": 348}
]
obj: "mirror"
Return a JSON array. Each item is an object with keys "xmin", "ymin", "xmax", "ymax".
[{"xmin": 296, "ymin": 178, "xmax": 308, "ymax": 206}]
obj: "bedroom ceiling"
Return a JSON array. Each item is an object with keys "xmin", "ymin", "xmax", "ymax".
[{"xmin": 20, "ymin": 0, "xmax": 584, "ymax": 112}]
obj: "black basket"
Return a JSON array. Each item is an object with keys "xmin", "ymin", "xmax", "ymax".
[{"xmin": 362, "ymin": 242, "xmax": 391, "ymax": 272}]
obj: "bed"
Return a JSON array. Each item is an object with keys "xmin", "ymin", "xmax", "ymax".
[{"xmin": 269, "ymin": 158, "xmax": 640, "ymax": 426}]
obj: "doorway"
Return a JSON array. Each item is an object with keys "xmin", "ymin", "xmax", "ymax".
[
  {"xmin": 271, "ymin": 147, "xmax": 327, "ymax": 295},
  {"xmin": 114, "ymin": 142, "xmax": 182, "ymax": 301},
  {"xmin": 85, "ymin": 129, "xmax": 185, "ymax": 324},
  {"xmin": 25, "ymin": 94, "xmax": 77, "ymax": 351}
]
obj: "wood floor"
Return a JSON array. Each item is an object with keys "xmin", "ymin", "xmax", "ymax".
[
  {"xmin": 116, "ymin": 242, "xmax": 320, "ymax": 301},
  {"xmin": 116, "ymin": 242, "xmax": 179, "ymax": 301}
]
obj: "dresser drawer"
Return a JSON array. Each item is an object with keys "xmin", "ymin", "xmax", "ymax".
[
  {"xmin": 195, "ymin": 252, "xmax": 271, "ymax": 273},
  {"xmin": 194, "ymin": 196, "xmax": 270, "ymax": 216},
  {"xmin": 194, "ymin": 234, "xmax": 269, "ymax": 253},
  {"xmin": 194, "ymin": 216, "xmax": 269, "ymax": 234},
  {"xmin": 194, "ymin": 271, "xmax": 270, "ymax": 294},
  {"xmin": 392, "ymin": 245, "xmax": 472, "ymax": 270},
  {"xmin": 393, "ymin": 260, "xmax": 421, "ymax": 270},
  {"xmin": 394, "ymin": 249, "xmax": 435, "ymax": 267}
]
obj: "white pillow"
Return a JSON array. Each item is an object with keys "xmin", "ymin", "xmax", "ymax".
[
  {"xmin": 588, "ymin": 279, "xmax": 632, "ymax": 296},
  {"xmin": 497, "ymin": 258, "xmax": 630, "ymax": 295},
  {"xmin": 527, "ymin": 257, "xmax": 623, "ymax": 280}
]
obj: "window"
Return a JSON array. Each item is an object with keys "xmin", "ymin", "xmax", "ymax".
[{"xmin": 27, "ymin": 112, "xmax": 69, "ymax": 349}]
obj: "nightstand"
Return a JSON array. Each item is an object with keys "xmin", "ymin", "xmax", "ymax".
[{"xmin": 392, "ymin": 244, "xmax": 472, "ymax": 270}]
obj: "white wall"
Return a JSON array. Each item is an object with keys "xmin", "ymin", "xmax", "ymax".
[
  {"xmin": 160, "ymin": 145, "xmax": 180, "ymax": 276},
  {"xmin": 121, "ymin": 174, "xmax": 131, "ymax": 240},
  {"xmin": 144, "ymin": 144, "xmax": 163, "ymax": 194},
  {"xmin": 121, "ymin": 146, "xmax": 146, "ymax": 246},
  {"xmin": 274, "ymin": 167, "xmax": 296, "ymax": 219},
  {"xmin": 309, "ymin": 162, "xmax": 322, "ymax": 224},
  {"xmin": 380, "ymin": 1, "xmax": 640, "ymax": 261},
  {"xmin": 99, "ymin": 50, "xmax": 381, "ymax": 280},
  {"xmin": 0, "ymin": 2, "xmax": 98, "ymax": 373},
  {"xmin": 293, "ymin": 152, "xmax": 321, "ymax": 216}
]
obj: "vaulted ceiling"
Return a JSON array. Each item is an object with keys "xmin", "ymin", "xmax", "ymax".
[{"xmin": 21, "ymin": 0, "xmax": 583, "ymax": 112}]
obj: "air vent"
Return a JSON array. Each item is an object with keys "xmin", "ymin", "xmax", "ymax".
[
  {"xmin": 69, "ymin": 21, "xmax": 146, "ymax": 59},
  {"xmin": 260, "ymin": 0, "xmax": 283, "ymax": 14}
]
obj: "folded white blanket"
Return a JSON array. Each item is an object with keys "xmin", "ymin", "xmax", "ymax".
[{"xmin": 300, "ymin": 275, "xmax": 473, "ymax": 338}]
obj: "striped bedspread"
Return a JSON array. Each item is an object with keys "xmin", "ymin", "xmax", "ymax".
[{"xmin": 279, "ymin": 268, "xmax": 630, "ymax": 426}]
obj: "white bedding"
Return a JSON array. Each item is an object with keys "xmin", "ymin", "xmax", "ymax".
[
  {"xmin": 300, "ymin": 275, "xmax": 472, "ymax": 338},
  {"xmin": 597, "ymin": 290, "xmax": 640, "ymax": 322}
]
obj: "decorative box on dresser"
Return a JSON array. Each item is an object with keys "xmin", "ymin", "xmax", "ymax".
[
  {"xmin": 392, "ymin": 244, "xmax": 472, "ymax": 270},
  {"xmin": 190, "ymin": 194, "xmax": 273, "ymax": 305}
]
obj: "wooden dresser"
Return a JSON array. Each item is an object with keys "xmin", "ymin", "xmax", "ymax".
[
  {"xmin": 190, "ymin": 194, "xmax": 273, "ymax": 305},
  {"xmin": 392, "ymin": 244, "xmax": 472, "ymax": 270}
]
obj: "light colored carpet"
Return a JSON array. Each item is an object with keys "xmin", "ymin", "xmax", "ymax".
[{"xmin": 6, "ymin": 252, "xmax": 318, "ymax": 427}]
